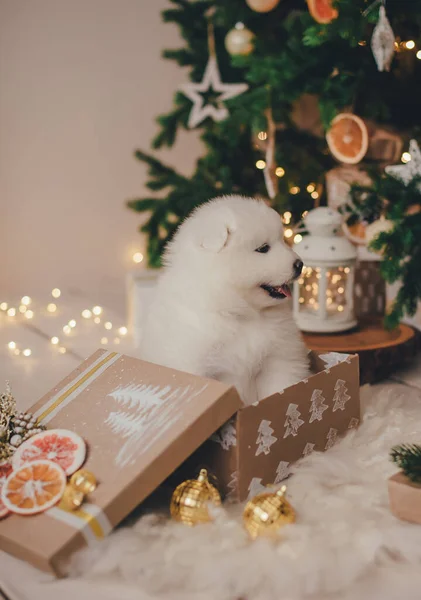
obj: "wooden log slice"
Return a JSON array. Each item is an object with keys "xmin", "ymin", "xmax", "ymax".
[{"xmin": 303, "ymin": 319, "xmax": 419, "ymax": 384}]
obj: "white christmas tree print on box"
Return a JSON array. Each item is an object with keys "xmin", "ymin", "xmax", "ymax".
[
  {"xmin": 348, "ymin": 417, "xmax": 359, "ymax": 429},
  {"xmin": 325, "ymin": 428, "xmax": 338, "ymax": 450},
  {"xmin": 227, "ymin": 471, "xmax": 238, "ymax": 499},
  {"xmin": 274, "ymin": 461, "xmax": 290, "ymax": 484},
  {"xmin": 105, "ymin": 382, "xmax": 207, "ymax": 467},
  {"xmin": 302, "ymin": 442, "xmax": 315, "ymax": 457},
  {"xmin": 319, "ymin": 352, "xmax": 351, "ymax": 369},
  {"xmin": 284, "ymin": 403, "xmax": 304, "ymax": 438},
  {"xmin": 210, "ymin": 419, "xmax": 236, "ymax": 450},
  {"xmin": 332, "ymin": 379, "xmax": 351, "ymax": 412},
  {"xmin": 255, "ymin": 420, "xmax": 277, "ymax": 456},
  {"xmin": 247, "ymin": 477, "xmax": 267, "ymax": 500},
  {"xmin": 309, "ymin": 389, "xmax": 328, "ymax": 423}
]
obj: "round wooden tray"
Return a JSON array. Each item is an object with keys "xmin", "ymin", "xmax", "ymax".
[{"xmin": 303, "ymin": 320, "xmax": 419, "ymax": 384}]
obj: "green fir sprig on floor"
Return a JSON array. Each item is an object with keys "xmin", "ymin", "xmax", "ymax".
[{"xmin": 390, "ymin": 444, "xmax": 421, "ymax": 483}]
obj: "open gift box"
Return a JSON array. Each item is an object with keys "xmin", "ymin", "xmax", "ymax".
[
  {"xmin": 193, "ymin": 351, "xmax": 360, "ymax": 501},
  {"xmin": 0, "ymin": 348, "xmax": 359, "ymax": 576}
]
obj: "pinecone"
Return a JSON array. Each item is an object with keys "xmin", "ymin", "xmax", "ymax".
[
  {"xmin": 0, "ymin": 382, "xmax": 46, "ymax": 456},
  {"xmin": 0, "ymin": 441, "xmax": 14, "ymax": 461},
  {"xmin": 0, "ymin": 382, "xmax": 16, "ymax": 420},
  {"xmin": 8, "ymin": 412, "xmax": 45, "ymax": 448}
]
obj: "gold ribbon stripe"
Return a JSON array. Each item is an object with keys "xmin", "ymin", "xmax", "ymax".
[
  {"xmin": 56, "ymin": 502, "xmax": 105, "ymax": 539},
  {"xmin": 37, "ymin": 352, "xmax": 118, "ymax": 423}
]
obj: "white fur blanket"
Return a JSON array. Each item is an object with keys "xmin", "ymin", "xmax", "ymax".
[{"xmin": 2, "ymin": 381, "xmax": 421, "ymax": 600}]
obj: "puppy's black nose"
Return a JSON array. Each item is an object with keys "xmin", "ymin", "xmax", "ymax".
[{"xmin": 293, "ymin": 259, "xmax": 303, "ymax": 277}]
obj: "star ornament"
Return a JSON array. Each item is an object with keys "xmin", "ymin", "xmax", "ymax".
[
  {"xmin": 180, "ymin": 56, "xmax": 248, "ymax": 129},
  {"xmin": 385, "ymin": 139, "xmax": 421, "ymax": 191}
]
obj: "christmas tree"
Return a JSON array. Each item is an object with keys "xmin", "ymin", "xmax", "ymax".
[{"xmin": 128, "ymin": 0, "xmax": 421, "ymax": 276}]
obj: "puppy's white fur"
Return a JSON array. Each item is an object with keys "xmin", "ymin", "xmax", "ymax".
[{"xmin": 141, "ymin": 196, "xmax": 310, "ymax": 405}]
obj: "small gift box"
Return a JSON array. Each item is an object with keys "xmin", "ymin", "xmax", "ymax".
[{"xmin": 388, "ymin": 471, "xmax": 421, "ymax": 524}]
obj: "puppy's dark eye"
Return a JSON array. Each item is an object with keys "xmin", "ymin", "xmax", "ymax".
[{"xmin": 255, "ymin": 243, "xmax": 270, "ymax": 254}]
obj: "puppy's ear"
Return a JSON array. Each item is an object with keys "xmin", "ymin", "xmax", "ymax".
[{"xmin": 200, "ymin": 222, "xmax": 233, "ymax": 253}]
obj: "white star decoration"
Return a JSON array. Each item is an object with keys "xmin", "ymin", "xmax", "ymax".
[
  {"xmin": 386, "ymin": 139, "xmax": 421, "ymax": 191},
  {"xmin": 180, "ymin": 56, "xmax": 248, "ymax": 129}
]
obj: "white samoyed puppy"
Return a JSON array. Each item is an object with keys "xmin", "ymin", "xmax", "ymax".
[{"xmin": 140, "ymin": 195, "xmax": 310, "ymax": 405}]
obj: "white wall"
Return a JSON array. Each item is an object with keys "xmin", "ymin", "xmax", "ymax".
[{"xmin": 0, "ymin": 0, "xmax": 201, "ymax": 313}]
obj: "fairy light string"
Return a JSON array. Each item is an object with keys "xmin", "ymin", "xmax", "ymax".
[{"xmin": 1, "ymin": 290, "xmax": 128, "ymax": 360}]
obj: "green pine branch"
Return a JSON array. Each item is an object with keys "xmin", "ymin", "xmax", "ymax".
[
  {"xmin": 391, "ymin": 444, "xmax": 421, "ymax": 483},
  {"xmin": 345, "ymin": 168, "xmax": 421, "ymax": 329}
]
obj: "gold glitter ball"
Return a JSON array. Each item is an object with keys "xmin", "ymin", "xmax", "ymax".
[
  {"xmin": 70, "ymin": 469, "xmax": 97, "ymax": 495},
  {"xmin": 170, "ymin": 469, "xmax": 221, "ymax": 526},
  {"xmin": 59, "ymin": 485, "xmax": 85, "ymax": 511},
  {"xmin": 243, "ymin": 485, "xmax": 296, "ymax": 539}
]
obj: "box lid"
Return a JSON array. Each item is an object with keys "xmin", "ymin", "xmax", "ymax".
[{"xmin": 0, "ymin": 349, "xmax": 242, "ymax": 572}]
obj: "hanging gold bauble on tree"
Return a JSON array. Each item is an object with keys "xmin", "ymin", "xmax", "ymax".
[
  {"xmin": 243, "ymin": 485, "xmax": 296, "ymax": 539},
  {"xmin": 246, "ymin": 0, "xmax": 280, "ymax": 12},
  {"xmin": 225, "ymin": 23, "xmax": 254, "ymax": 56},
  {"xmin": 170, "ymin": 469, "xmax": 221, "ymax": 526}
]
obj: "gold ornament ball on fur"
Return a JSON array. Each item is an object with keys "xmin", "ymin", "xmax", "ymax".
[
  {"xmin": 243, "ymin": 485, "xmax": 296, "ymax": 539},
  {"xmin": 170, "ymin": 469, "xmax": 221, "ymax": 526},
  {"xmin": 70, "ymin": 469, "xmax": 97, "ymax": 495}
]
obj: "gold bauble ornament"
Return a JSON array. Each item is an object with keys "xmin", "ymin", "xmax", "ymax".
[
  {"xmin": 225, "ymin": 24, "xmax": 254, "ymax": 56},
  {"xmin": 60, "ymin": 485, "xmax": 85, "ymax": 511},
  {"xmin": 70, "ymin": 469, "xmax": 97, "ymax": 494},
  {"xmin": 243, "ymin": 485, "xmax": 296, "ymax": 539},
  {"xmin": 246, "ymin": 0, "xmax": 280, "ymax": 12},
  {"xmin": 170, "ymin": 469, "xmax": 221, "ymax": 526}
]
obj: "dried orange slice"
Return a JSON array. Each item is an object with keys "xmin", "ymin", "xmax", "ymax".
[
  {"xmin": 326, "ymin": 114, "xmax": 369, "ymax": 165},
  {"xmin": 13, "ymin": 429, "xmax": 86, "ymax": 476},
  {"xmin": 0, "ymin": 463, "xmax": 13, "ymax": 518},
  {"xmin": 306, "ymin": 0, "xmax": 338, "ymax": 24},
  {"xmin": 342, "ymin": 221, "xmax": 367, "ymax": 245},
  {"xmin": 2, "ymin": 460, "xmax": 66, "ymax": 515}
]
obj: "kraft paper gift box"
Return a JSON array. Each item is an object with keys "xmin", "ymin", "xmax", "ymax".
[
  {"xmin": 192, "ymin": 351, "xmax": 360, "ymax": 501},
  {"xmin": 0, "ymin": 348, "xmax": 359, "ymax": 576},
  {"xmin": 0, "ymin": 349, "xmax": 242, "ymax": 576},
  {"xmin": 388, "ymin": 472, "xmax": 421, "ymax": 524}
]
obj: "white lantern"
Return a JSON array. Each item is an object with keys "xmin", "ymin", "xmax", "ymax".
[{"xmin": 293, "ymin": 207, "xmax": 357, "ymax": 333}]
